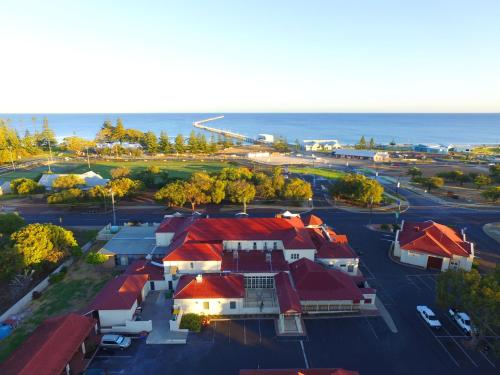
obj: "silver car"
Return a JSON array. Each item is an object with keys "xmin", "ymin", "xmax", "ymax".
[{"xmin": 100, "ymin": 334, "xmax": 131, "ymax": 350}]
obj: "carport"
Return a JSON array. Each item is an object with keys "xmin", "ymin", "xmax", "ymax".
[{"xmin": 274, "ymin": 272, "xmax": 303, "ymax": 335}]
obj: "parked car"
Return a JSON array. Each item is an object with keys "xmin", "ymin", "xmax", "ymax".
[
  {"xmin": 235, "ymin": 212, "xmax": 249, "ymax": 218},
  {"xmin": 448, "ymin": 308, "xmax": 476, "ymax": 335},
  {"xmin": 100, "ymin": 334, "xmax": 132, "ymax": 350},
  {"xmin": 417, "ymin": 305, "xmax": 442, "ymax": 330}
]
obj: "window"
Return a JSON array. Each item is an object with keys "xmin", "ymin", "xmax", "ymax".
[
  {"xmin": 273, "ymin": 242, "xmax": 278, "ymax": 250},
  {"xmin": 347, "ymin": 265, "xmax": 354, "ymax": 273},
  {"xmin": 229, "ymin": 301, "xmax": 236, "ymax": 309},
  {"xmin": 244, "ymin": 276, "xmax": 274, "ymax": 289},
  {"xmin": 237, "ymin": 242, "xmax": 242, "ymax": 250},
  {"xmin": 291, "ymin": 253, "xmax": 299, "ymax": 260},
  {"xmin": 203, "ymin": 302, "xmax": 209, "ymax": 310},
  {"xmin": 190, "ymin": 262, "xmax": 194, "ymax": 269},
  {"xmin": 264, "ymin": 242, "xmax": 268, "ymax": 250},
  {"xmin": 253, "ymin": 242, "xmax": 257, "ymax": 250},
  {"xmin": 364, "ymin": 299, "xmax": 372, "ymax": 304}
]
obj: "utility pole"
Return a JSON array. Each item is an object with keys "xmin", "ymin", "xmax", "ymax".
[
  {"xmin": 110, "ymin": 190, "xmax": 117, "ymax": 226},
  {"xmin": 8, "ymin": 146, "xmax": 15, "ymax": 171},
  {"xmin": 369, "ymin": 195, "xmax": 374, "ymax": 225},
  {"xmin": 47, "ymin": 139, "xmax": 53, "ymax": 173},
  {"xmin": 86, "ymin": 147, "xmax": 91, "ymax": 169}
]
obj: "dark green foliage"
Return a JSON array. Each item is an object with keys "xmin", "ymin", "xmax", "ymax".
[{"xmin": 179, "ymin": 313, "xmax": 202, "ymax": 332}]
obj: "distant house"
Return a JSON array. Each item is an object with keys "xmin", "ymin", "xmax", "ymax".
[
  {"xmin": 449, "ymin": 144, "xmax": 473, "ymax": 153},
  {"xmin": 38, "ymin": 171, "xmax": 109, "ymax": 191},
  {"xmin": 257, "ymin": 134, "xmax": 274, "ymax": 143},
  {"xmin": 303, "ymin": 139, "xmax": 341, "ymax": 151},
  {"xmin": 331, "ymin": 149, "xmax": 390, "ymax": 162},
  {"xmin": 393, "ymin": 220, "xmax": 474, "ymax": 271},
  {"xmin": 96, "ymin": 142, "xmax": 143, "ymax": 150},
  {"xmin": 0, "ymin": 313, "xmax": 98, "ymax": 375},
  {"xmin": 413, "ymin": 144, "xmax": 450, "ymax": 154}
]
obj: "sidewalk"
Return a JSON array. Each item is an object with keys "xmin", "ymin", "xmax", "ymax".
[{"xmin": 483, "ymin": 223, "xmax": 500, "ymax": 244}]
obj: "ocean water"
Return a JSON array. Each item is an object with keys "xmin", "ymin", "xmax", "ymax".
[{"xmin": 1, "ymin": 113, "xmax": 500, "ymax": 145}]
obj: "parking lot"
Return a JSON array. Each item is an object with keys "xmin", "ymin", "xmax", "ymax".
[{"xmin": 88, "ymin": 222, "xmax": 498, "ymax": 375}]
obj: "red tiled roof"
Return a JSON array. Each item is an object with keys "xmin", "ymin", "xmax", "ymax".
[
  {"xmin": 302, "ymin": 214, "xmax": 324, "ymax": 227},
  {"xmin": 156, "ymin": 216, "xmax": 197, "ymax": 233},
  {"xmin": 0, "ymin": 313, "xmax": 95, "ymax": 375},
  {"xmin": 316, "ymin": 242, "xmax": 357, "ymax": 259},
  {"xmin": 86, "ymin": 274, "xmax": 148, "ymax": 311},
  {"xmin": 274, "ymin": 272, "xmax": 302, "ymax": 314},
  {"xmin": 399, "ymin": 221, "xmax": 471, "ymax": 258},
  {"xmin": 159, "ymin": 218, "xmax": 317, "ymax": 256},
  {"xmin": 125, "ymin": 259, "xmax": 165, "ymax": 281},
  {"xmin": 165, "ymin": 242, "xmax": 223, "ymax": 261},
  {"xmin": 289, "ymin": 258, "xmax": 364, "ymax": 301},
  {"xmin": 174, "ymin": 274, "xmax": 245, "ymax": 299},
  {"xmin": 221, "ymin": 250, "xmax": 290, "ymax": 273},
  {"xmin": 240, "ymin": 369, "xmax": 359, "ymax": 375}
]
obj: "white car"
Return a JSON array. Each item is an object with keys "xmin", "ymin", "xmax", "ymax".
[
  {"xmin": 417, "ymin": 305, "xmax": 442, "ymax": 330},
  {"xmin": 449, "ymin": 308, "xmax": 476, "ymax": 335},
  {"xmin": 100, "ymin": 334, "xmax": 132, "ymax": 350}
]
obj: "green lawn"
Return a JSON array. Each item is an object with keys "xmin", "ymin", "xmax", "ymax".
[
  {"xmin": 289, "ymin": 167, "xmax": 345, "ymax": 179},
  {"xmin": 0, "ymin": 259, "xmax": 114, "ymax": 362},
  {"xmin": 0, "ymin": 160, "xmax": 231, "ymax": 182}
]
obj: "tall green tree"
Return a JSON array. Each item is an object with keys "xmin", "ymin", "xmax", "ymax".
[
  {"xmin": 113, "ymin": 118, "xmax": 126, "ymax": 142},
  {"xmin": 37, "ymin": 117, "xmax": 57, "ymax": 149},
  {"xmin": 356, "ymin": 136, "xmax": 367, "ymax": 149},
  {"xmin": 226, "ymin": 180, "xmax": 256, "ymax": 213},
  {"xmin": 154, "ymin": 181, "xmax": 187, "ymax": 207},
  {"xmin": 283, "ymin": 178, "xmax": 313, "ymax": 202},
  {"xmin": 159, "ymin": 131, "xmax": 171, "ymax": 153},
  {"xmin": 369, "ymin": 137, "xmax": 375, "ymax": 149},
  {"xmin": 52, "ymin": 175, "xmax": 85, "ymax": 190},
  {"xmin": 175, "ymin": 134, "xmax": 185, "ymax": 153},
  {"xmin": 0, "ymin": 213, "xmax": 25, "ymax": 238},
  {"xmin": 143, "ymin": 131, "xmax": 159, "ymax": 153}
]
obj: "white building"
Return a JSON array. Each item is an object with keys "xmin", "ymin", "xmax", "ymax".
[
  {"xmin": 303, "ymin": 140, "xmax": 341, "ymax": 151},
  {"xmin": 257, "ymin": 134, "xmax": 274, "ymax": 143},
  {"xmin": 393, "ymin": 220, "xmax": 474, "ymax": 271},
  {"xmin": 332, "ymin": 149, "xmax": 390, "ymax": 162},
  {"xmin": 38, "ymin": 171, "xmax": 109, "ymax": 191}
]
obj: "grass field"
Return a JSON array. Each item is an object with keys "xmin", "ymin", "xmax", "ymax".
[
  {"xmin": 289, "ymin": 166, "xmax": 345, "ymax": 179},
  {"xmin": 0, "ymin": 259, "xmax": 114, "ymax": 362},
  {"xmin": 0, "ymin": 159, "xmax": 231, "ymax": 182}
]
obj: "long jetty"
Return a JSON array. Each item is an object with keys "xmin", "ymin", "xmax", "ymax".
[{"xmin": 193, "ymin": 116, "xmax": 263, "ymax": 144}]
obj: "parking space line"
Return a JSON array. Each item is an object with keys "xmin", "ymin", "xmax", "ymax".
[
  {"xmin": 441, "ymin": 326, "xmax": 478, "ymax": 367},
  {"xmin": 479, "ymin": 350, "xmax": 496, "ymax": 367},
  {"xmin": 414, "ymin": 276, "xmax": 434, "ymax": 292},
  {"xmin": 300, "ymin": 340, "xmax": 309, "ymax": 368},
  {"xmin": 420, "ymin": 314, "xmax": 460, "ymax": 367},
  {"xmin": 244, "ymin": 320, "xmax": 247, "ymax": 345},
  {"xmin": 228, "ymin": 320, "xmax": 231, "ymax": 343},
  {"xmin": 359, "ymin": 260, "xmax": 376, "ymax": 279},
  {"xmin": 364, "ymin": 317, "xmax": 379, "ymax": 340},
  {"xmin": 213, "ymin": 321, "xmax": 216, "ymax": 342},
  {"xmin": 405, "ymin": 275, "xmax": 421, "ymax": 290},
  {"xmin": 95, "ymin": 355, "xmax": 133, "ymax": 359}
]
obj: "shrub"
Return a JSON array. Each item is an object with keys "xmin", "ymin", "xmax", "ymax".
[
  {"xmin": 48, "ymin": 268, "xmax": 67, "ymax": 284},
  {"xmin": 10, "ymin": 178, "xmax": 44, "ymax": 195},
  {"xmin": 85, "ymin": 252, "xmax": 108, "ymax": 265},
  {"xmin": 380, "ymin": 223, "xmax": 390, "ymax": 231},
  {"xmin": 70, "ymin": 246, "xmax": 83, "ymax": 258},
  {"xmin": 179, "ymin": 313, "xmax": 202, "ymax": 332},
  {"xmin": 392, "ymin": 224, "xmax": 401, "ymax": 231},
  {"xmin": 32, "ymin": 291, "xmax": 42, "ymax": 299},
  {"xmin": 47, "ymin": 188, "xmax": 84, "ymax": 204}
]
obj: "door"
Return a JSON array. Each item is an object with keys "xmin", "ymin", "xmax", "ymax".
[
  {"xmin": 150, "ymin": 281, "xmax": 155, "ymax": 291},
  {"xmin": 168, "ymin": 281, "xmax": 173, "ymax": 290},
  {"xmin": 427, "ymin": 256, "xmax": 443, "ymax": 270}
]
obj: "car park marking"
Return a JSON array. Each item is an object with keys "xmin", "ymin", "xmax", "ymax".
[
  {"xmin": 258, "ymin": 319, "xmax": 262, "ymax": 343},
  {"xmin": 364, "ymin": 317, "xmax": 379, "ymax": 340},
  {"xmin": 419, "ymin": 313, "xmax": 460, "ymax": 367},
  {"xmin": 479, "ymin": 350, "xmax": 496, "ymax": 367},
  {"xmin": 95, "ymin": 355, "xmax": 133, "ymax": 359},
  {"xmin": 441, "ymin": 326, "xmax": 478, "ymax": 367},
  {"xmin": 359, "ymin": 260, "xmax": 376, "ymax": 279},
  {"xmin": 405, "ymin": 275, "xmax": 422, "ymax": 290},
  {"xmin": 243, "ymin": 320, "xmax": 246, "ymax": 345}
]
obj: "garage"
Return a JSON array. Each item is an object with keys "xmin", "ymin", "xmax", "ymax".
[{"xmin": 426, "ymin": 256, "xmax": 443, "ymax": 270}]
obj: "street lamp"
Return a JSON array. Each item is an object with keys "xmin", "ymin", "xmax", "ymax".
[
  {"xmin": 109, "ymin": 189, "xmax": 117, "ymax": 226},
  {"xmin": 368, "ymin": 195, "xmax": 374, "ymax": 225}
]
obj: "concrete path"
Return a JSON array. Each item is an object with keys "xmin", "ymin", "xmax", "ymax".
[
  {"xmin": 143, "ymin": 291, "xmax": 188, "ymax": 344},
  {"xmin": 483, "ymin": 222, "xmax": 500, "ymax": 244},
  {"xmin": 375, "ymin": 298, "xmax": 398, "ymax": 333}
]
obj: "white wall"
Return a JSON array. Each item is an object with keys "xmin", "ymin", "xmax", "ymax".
[
  {"xmin": 223, "ymin": 240, "xmax": 284, "ymax": 251},
  {"xmin": 283, "ymin": 249, "xmax": 315, "ymax": 262},
  {"xmin": 317, "ymin": 258, "xmax": 359, "ymax": 275},
  {"xmin": 100, "ymin": 319, "xmax": 153, "ymax": 334},
  {"xmin": 98, "ymin": 301, "xmax": 137, "ymax": 327},
  {"xmin": 400, "ymin": 250, "xmax": 428, "ymax": 268},
  {"xmin": 175, "ymin": 298, "xmax": 244, "ymax": 315},
  {"xmin": 156, "ymin": 232, "xmax": 174, "ymax": 246},
  {"xmin": 163, "ymin": 260, "xmax": 221, "ymax": 273},
  {"xmin": 151, "ymin": 280, "xmax": 169, "ymax": 291}
]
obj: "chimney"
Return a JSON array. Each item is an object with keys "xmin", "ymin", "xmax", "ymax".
[
  {"xmin": 265, "ymin": 253, "xmax": 272, "ymax": 262},
  {"xmin": 195, "ymin": 274, "xmax": 203, "ymax": 283}
]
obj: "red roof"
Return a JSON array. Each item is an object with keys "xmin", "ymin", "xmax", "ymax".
[
  {"xmin": 289, "ymin": 258, "xmax": 364, "ymax": 301},
  {"xmin": 308, "ymin": 229, "xmax": 357, "ymax": 259},
  {"xmin": 274, "ymin": 272, "xmax": 302, "ymax": 314},
  {"xmin": 165, "ymin": 242, "xmax": 223, "ymax": 261},
  {"xmin": 125, "ymin": 259, "xmax": 165, "ymax": 280},
  {"xmin": 0, "ymin": 313, "xmax": 95, "ymax": 375},
  {"xmin": 302, "ymin": 214, "xmax": 324, "ymax": 227},
  {"xmin": 240, "ymin": 369, "xmax": 359, "ymax": 375},
  {"xmin": 174, "ymin": 273, "xmax": 245, "ymax": 299},
  {"xmin": 87, "ymin": 274, "xmax": 148, "ymax": 311},
  {"xmin": 221, "ymin": 250, "xmax": 290, "ymax": 273},
  {"xmin": 399, "ymin": 221, "xmax": 472, "ymax": 258},
  {"xmin": 157, "ymin": 216, "xmax": 197, "ymax": 233}
]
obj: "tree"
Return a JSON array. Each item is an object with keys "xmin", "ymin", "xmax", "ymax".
[
  {"xmin": 135, "ymin": 166, "xmax": 168, "ymax": 188},
  {"xmin": 272, "ymin": 167, "xmax": 285, "ymax": 196},
  {"xmin": 489, "ymin": 164, "xmax": 500, "ymax": 182},
  {"xmin": 188, "ymin": 130, "xmax": 199, "ymax": 153},
  {"xmin": 407, "ymin": 166, "xmax": 422, "ymax": 180},
  {"xmin": 154, "ymin": 181, "xmax": 187, "ymax": 207},
  {"xmin": 52, "ymin": 175, "xmax": 85, "ymax": 190},
  {"xmin": 96, "ymin": 120, "xmax": 114, "ymax": 142},
  {"xmin": 175, "ymin": 134, "xmax": 185, "ymax": 153},
  {"xmin": 210, "ymin": 180, "xmax": 226, "ymax": 204},
  {"xmin": 62, "ymin": 136, "xmax": 93, "ymax": 154},
  {"xmin": 283, "ymin": 178, "xmax": 313, "ymax": 202},
  {"xmin": 113, "ymin": 118, "xmax": 126, "ymax": 142},
  {"xmin": 226, "ymin": 180, "xmax": 256, "ymax": 213},
  {"xmin": 254, "ymin": 172, "xmax": 276, "ymax": 200},
  {"xmin": 47, "ymin": 188, "xmax": 84, "ymax": 204},
  {"xmin": 330, "ymin": 174, "xmax": 384, "ymax": 205},
  {"xmin": 273, "ymin": 136, "xmax": 290, "ymax": 152},
  {"xmin": 183, "ymin": 181, "xmax": 210, "ymax": 212},
  {"xmin": 0, "ymin": 245, "xmax": 22, "ymax": 281},
  {"xmin": 456, "ymin": 173, "xmax": 471, "ymax": 186},
  {"xmin": 474, "ymin": 174, "xmax": 492, "ymax": 189},
  {"xmin": 356, "ymin": 136, "xmax": 367, "ymax": 149},
  {"xmin": 10, "ymin": 178, "xmax": 44, "ymax": 195},
  {"xmin": 110, "ymin": 167, "xmax": 131, "ymax": 179},
  {"xmin": 369, "ymin": 137, "xmax": 375, "ymax": 149},
  {"xmin": 159, "ymin": 131, "xmax": 171, "ymax": 153},
  {"xmin": 436, "ymin": 268, "xmax": 500, "ymax": 344},
  {"xmin": 481, "ymin": 186, "xmax": 500, "ymax": 202},
  {"xmin": 219, "ymin": 167, "xmax": 253, "ymax": 181},
  {"xmin": 11, "ymin": 224, "xmax": 78, "ymax": 268},
  {"xmin": 36, "ymin": 117, "xmax": 57, "ymax": 149},
  {"xmin": 143, "ymin": 131, "xmax": 159, "ymax": 153},
  {"xmin": 0, "ymin": 213, "xmax": 25, "ymax": 238},
  {"xmin": 420, "ymin": 177, "xmax": 444, "ymax": 192},
  {"xmin": 107, "ymin": 178, "xmax": 144, "ymax": 198}
]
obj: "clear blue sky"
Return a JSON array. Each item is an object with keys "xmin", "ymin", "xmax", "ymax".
[{"xmin": 1, "ymin": 0, "xmax": 499, "ymax": 112}]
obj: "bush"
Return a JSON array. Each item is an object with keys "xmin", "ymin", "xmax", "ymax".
[
  {"xmin": 179, "ymin": 313, "xmax": 202, "ymax": 332},
  {"xmin": 380, "ymin": 223, "xmax": 390, "ymax": 231},
  {"xmin": 70, "ymin": 246, "xmax": 83, "ymax": 258},
  {"xmin": 32, "ymin": 291, "xmax": 42, "ymax": 299},
  {"xmin": 47, "ymin": 188, "xmax": 84, "ymax": 204},
  {"xmin": 392, "ymin": 224, "xmax": 400, "ymax": 231},
  {"xmin": 48, "ymin": 267, "xmax": 67, "ymax": 284},
  {"xmin": 10, "ymin": 178, "xmax": 45, "ymax": 195},
  {"xmin": 85, "ymin": 252, "xmax": 108, "ymax": 265}
]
